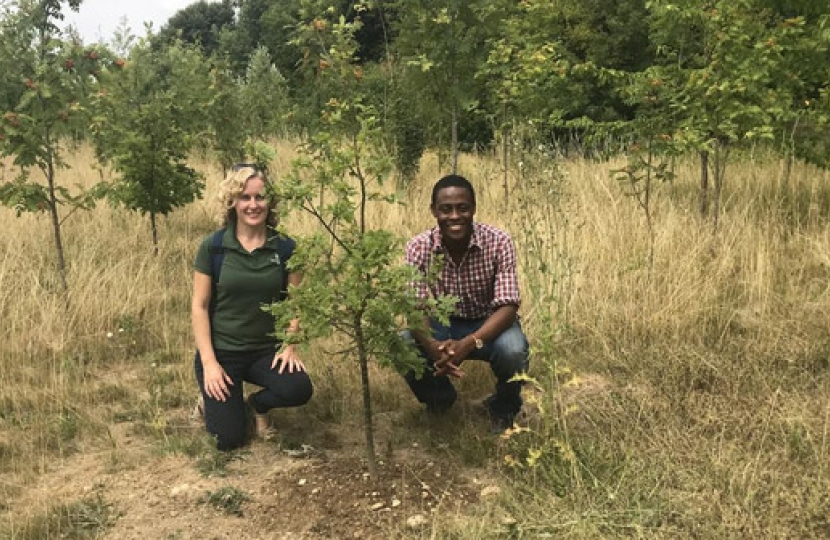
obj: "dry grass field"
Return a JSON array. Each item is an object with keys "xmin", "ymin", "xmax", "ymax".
[{"xmin": 2, "ymin": 142, "xmax": 830, "ymax": 538}]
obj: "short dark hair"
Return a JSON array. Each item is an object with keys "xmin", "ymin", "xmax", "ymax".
[{"xmin": 431, "ymin": 174, "xmax": 476, "ymax": 207}]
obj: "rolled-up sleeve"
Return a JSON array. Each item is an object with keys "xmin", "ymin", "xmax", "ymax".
[{"xmin": 491, "ymin": 235, "xmax": 521, "ymax": 308}]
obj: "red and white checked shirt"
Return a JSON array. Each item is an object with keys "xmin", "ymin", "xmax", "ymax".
[{"xmin": 405, "ymin": 222, "xmax": 521, "ymax": 319}]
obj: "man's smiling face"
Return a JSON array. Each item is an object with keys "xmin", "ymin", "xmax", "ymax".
[{"xmin": 431, "ymin": 186, "xmax": 475, "ymax": 247}]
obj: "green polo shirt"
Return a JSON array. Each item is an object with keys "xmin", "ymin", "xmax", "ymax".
[{"xmin": 194, "ymin": 225, "xmax": 295, "ymax": 351}]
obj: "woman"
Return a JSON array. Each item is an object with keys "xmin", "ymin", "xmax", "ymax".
[{"xmin": 192, "ymin": 165, "xmax": 312, "ymax": 450}]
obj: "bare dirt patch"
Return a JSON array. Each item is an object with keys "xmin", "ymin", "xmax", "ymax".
[{"xmin": 4, "ymin": 405, "xmax": 501, "ymax": 539}]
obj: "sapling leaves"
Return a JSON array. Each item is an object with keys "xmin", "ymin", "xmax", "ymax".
[{"xmin": 264, "ymin": 3, "xmax": 454, "ymax": 475}]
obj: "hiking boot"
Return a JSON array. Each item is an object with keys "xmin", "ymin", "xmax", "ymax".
[
  {"xmin": 469, "ymin": 395, "xmax": 516, "ymax": 434},
  {"xmin": 468, "ymin": 394, "xmax": 496, "ymax": 417},
  {"xmin": 425, "ymin": 402, "xmax": 454, "ymax": 415},
  {"xmin": 488, "ymin": 413, "xmax": 516, "ymax": 435}
]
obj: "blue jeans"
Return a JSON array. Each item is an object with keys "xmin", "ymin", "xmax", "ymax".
[
  {"xmin": 403, "ymin": 318, "xmax": 530, "ymax": 420},
  {"xmin": 194, "ymin": 348, "xmax": 313, "ymax": 450}
]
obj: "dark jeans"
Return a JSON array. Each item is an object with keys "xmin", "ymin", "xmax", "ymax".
[
  {"xmin": 403, "ymin": 318, "xmax": 530, "ymax": 420},
  {"xmin": 194, "ymin": 347, "xmax": 313, "ymax": 450}
]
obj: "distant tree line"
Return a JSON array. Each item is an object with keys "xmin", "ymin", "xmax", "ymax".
[
  {"xmin": 1, "ymin": 0, "xmax": 829, "ymax": 289},
  {"xmin": 151, "ymin": 0, "xmax": 830, "ymax": 172}
]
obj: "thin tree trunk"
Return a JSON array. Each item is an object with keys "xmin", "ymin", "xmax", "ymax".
[
  {"xmin": 644, "ymin": 140, "xmax": 654, "ymax": 277},
  {"xmin": 355, "ymin": 154, "xmax": 377, "ymax": 477},
  {"xmin": 783, "ymin": 117, "xmax": 799, "ymax": 186},
  {"xmin": 448, "ymin": 1, "xmax": 459, "ymax": 175},
  {"xmin": 712, "ymin": 142, "xmax": 727, "ymax": 233},
  {"xmin": 712, "ymin": 145, "xmax": 721, "ymax": 231},
  {"xmin": 699, "ymin": 150, "xmax": 709, "ymax": 217},
  {"xmin": 502, "ymin": 103, "xmax": 509, "ymax": 202},
  {"xmin": 47, "ymin": 182, "xmax": 68, "ymax": 294},
  {"xmin": 356, "ymin": 317, "xmax": 378, "ymax": 478},
  {"xmin": 436, "ymin": 124, "xmax": 446, "ymax": 172},
  {"xmin": 45, "ymin": 132, "xmax": 68, "ymax": 295},
  {"xmin": 36, "ymin": 18, "xmax": 66, "ymax": 295},
  {"xmin": 450, "ymin": 106, "xmax": 458, "ymax": 174},
  {"xmin": 150, "ymin": 211, "xmax": 159, "ymax": 256}
]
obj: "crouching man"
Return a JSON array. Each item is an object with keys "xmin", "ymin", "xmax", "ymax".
[{"xmin": 402, "ymin": 174, "xmax": 529, "ymax": 433}]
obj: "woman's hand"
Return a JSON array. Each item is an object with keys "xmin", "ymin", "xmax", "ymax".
[
  {"xmin": 203, "ymin": 361, "xmax": 233, "ymax": 401},
  {"xmin": 273, "ymin": 344, "xmax": 306, "ymax": 374}
]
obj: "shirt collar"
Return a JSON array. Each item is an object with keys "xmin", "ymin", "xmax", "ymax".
[
  {"xmin": 430, "ymin": 222, "xmax": 480, "ymax": 253},
  {"xmin": 224, "ymin": 223, "xmax": 280, "ymax": 251},
  {"xmin": 223, "ymin": 222, "xmax": 241, "ymax": 250}
]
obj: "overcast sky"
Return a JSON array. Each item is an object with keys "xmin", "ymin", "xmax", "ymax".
[{"xmin": 63, "ymin": 0, "xmax": 217, "ymax": 44}]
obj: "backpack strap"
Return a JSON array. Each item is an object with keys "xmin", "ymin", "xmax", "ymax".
[
  {"xmin": 207, "ymin": 228, "xmax": 226, "ymax": 320},
  {"xmin": 275, "ymin": 235, "xmax": 296, "ymax": 300}
]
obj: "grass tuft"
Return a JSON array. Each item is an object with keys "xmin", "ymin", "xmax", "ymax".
[
  {"xmin": 197, "ymin": 485, "xmax": 250, "ymax": 517},
  {"xmin": 1, "ymin": 493, "xmax": 114, "ymax": 540}
]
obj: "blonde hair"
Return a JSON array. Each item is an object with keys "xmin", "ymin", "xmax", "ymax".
[{"xmin": 216, "ymin": 166, "xmax": 278, "ymax": 227}]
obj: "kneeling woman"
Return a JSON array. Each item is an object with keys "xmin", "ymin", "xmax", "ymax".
[{"xmin": 191, "ymin": 165, "xmax": 312, "ymax": 450}]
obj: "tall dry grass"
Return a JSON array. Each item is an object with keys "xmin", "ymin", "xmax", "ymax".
[
  {"xmin": 472, "ymin": 151, "xmax": 830, "ymax": 538},
  {"xmin": 2, "ymin": 142, "xmax": 830, "ymax": 537}
]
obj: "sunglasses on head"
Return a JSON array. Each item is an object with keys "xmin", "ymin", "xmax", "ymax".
[{"xmin": 232, "ymin": 163, "xmax": 265, "ymax": 172}]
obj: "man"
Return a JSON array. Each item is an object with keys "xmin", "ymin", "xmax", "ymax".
[{"xmin": 404, "ymin": 174, "xmax": 529, "ymax": 432}]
